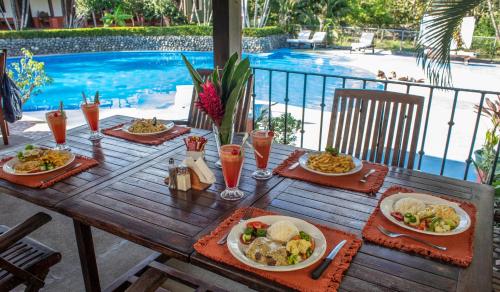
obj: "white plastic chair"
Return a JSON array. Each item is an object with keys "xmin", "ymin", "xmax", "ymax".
[
  {"xmin": 350, "ymin": 32, "xmax": 375, "ymax": 53},
  {"xmin": 286, "ymin": 30, "xmax": 312, "ymax": 47}
]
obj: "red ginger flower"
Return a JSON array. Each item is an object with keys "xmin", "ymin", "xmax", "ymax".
[{"xmin": 196, "ymin": 80, "xmax": 224, "ymax": 127}]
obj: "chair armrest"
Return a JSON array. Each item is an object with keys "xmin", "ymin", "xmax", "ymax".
[{"xmin": 0, "ymin": 212, "xmax": 51, "ymax": 253}]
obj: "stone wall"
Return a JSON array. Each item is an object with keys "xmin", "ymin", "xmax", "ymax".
[{"xmin": 1, "ymin": 34, "xmax": 288, "ymax": 56}]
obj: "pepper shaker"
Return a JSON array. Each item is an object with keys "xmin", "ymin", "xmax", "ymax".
[{"xmin": 167, "ymin": 158, "xmax": 177, "ymax": 190}]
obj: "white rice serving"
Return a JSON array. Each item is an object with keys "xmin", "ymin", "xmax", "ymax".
[
  {"xmin": 394, "ymin": 197, "xmax": 426, "ymax": 215},
  {"xmin": 267, "ymin": 220, "xmax": 299, "ymax": 242}
]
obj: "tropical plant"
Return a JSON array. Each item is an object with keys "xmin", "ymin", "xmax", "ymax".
[
  {"xmin": 473, "ymin": 95, "xmax": 500, "ymax": 183},
  {"xmin": 182, "ymin": 52, "xmax": 251, "ymax": 145},
  {"xmin": 270, "ymin": 113, "xmax": 302, "ymax": 145},
  {"xmin": 416, "ymin": 0, "xmax": 499, "ymax": 86},
  {"xmin": 102, "ymin": 6, "xmax": 133, "ymax": 27},
  {"xmin": 7, "ymin": 49, "xmax": 52, "ymax": 104},
  {"xmin": 242, "ymin": 0, "xmax": 272, "ymax": 28}
]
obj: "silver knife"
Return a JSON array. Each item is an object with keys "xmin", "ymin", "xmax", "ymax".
[
  {"xmin": 311, "ymin": 239, "xmax": 347, "ymax": 280},
  {"xmin": 288, "ymin": 162, "xmax": 299, "ymax": 170}
]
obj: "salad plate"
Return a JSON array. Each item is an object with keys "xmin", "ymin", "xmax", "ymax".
[
  {"xmin": 227, "ymin": 215, "xmax": 327, "ymax": 272},
  {"xmin": 3, "ymin": 145, "xmax": 75, "ymax": 176},
  {"xmin": 380, "ymin": 192, "xmax": 471, "ymax": 236}
]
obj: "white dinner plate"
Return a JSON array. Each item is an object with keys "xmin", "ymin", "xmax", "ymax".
[
  {"xmin": 380, "ymin": 192, "xmax": 471, "ymax": 236},
  {"xmin": 298, "ymin": 152, "xmax": 363, "ymax": 176},
  {"xmin": 227, "ymin": 215, "xmax": 327, "ymax": 272},
  {"xmin": 3, "ymin": 150, "xmax": 75, "ymax": 176},
  {"xmin": 122, "ymin": 120, "xmax": 175, "ymax": 136}
]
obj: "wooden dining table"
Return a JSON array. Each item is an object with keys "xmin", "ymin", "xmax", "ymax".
[{"xmin": 0, "ymin": 115, "xmax": 493, "ymax": 292}]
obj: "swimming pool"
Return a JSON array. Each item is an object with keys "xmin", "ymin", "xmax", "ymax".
[{"xmin": 7, "ymin": 49, "xmax": 377, "ymax": 111}]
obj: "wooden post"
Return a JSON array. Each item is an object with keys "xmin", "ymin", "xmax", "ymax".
[{"xmin": 212, "ymin": 0, "xmax": 242, "ymax": 68}]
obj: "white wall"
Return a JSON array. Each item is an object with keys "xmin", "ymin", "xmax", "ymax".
[
  {"xmin": 2, "ymin": 0, "xmax": 14, "ymax": 18},
  {"xmin": 52, "ymin": 0, "xmax": 62, "ymax": 16},
  {"xmin": 30, "ymin": 0, "xmax": 50, "ymax": 16}
]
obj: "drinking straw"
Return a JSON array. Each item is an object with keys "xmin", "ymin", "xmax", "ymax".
[{"xmin": 82, "ymin": 92, "xmax": 88, "ymax": 104}]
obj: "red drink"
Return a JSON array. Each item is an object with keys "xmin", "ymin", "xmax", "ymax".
[
  {"xmin": 46, "ymin": 110, "xmax": 66, "ymax": 144},
  {"xmin": 220, "ymin": 144, "xmax": 245, "ymax": 200},
  {"xmin": 81, "ymin": 102, "xmax": 103, "ymax": 140},
  {"xmin": 251, "ymin": 130, "xmax": 274, "ymax": 180},
  {"xmin": 81, "ymin": 103, "xmax": 99, "ymax": 131}
]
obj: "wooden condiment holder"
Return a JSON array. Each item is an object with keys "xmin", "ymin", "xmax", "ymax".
[
  {"xmin": 188, "ymin": 168, "xmax": 211, "ymax": 191},
  {"xmin": 164, "ymin": 167, "xmax": 211, "ymax": 191}
]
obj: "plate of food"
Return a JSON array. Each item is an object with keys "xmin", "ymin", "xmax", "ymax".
[
  {"xmin": 122, "ymin": 118, "xmax": 174, "ymax": 136},
  {"xmin": 380, "ymin": 192, "xmax": 471, "ymax": 236},
  {"xmin": 3, "ymin": 144, "xmax": 75, "ymax": 176},
  {"xmin": 299, "ymin": 147, "xmax": 363, "ymax": 176},
  {"xmin": 226, "ymin": 215, "xmax": 327, "ymax": 272}
]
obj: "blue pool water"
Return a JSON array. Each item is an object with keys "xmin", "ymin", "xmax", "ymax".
[{"xmin": 7, "ymin": 49, "xmax": 378, "ymax": 111}]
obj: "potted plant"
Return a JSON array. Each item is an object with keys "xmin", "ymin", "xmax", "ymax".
[
  {"xmin": 473, "ymin": 95, "xmax": 500, "ymax": 184},
  {"xmin": 182, "ymin": 52, "xmax": 251, "ymax": 166}
]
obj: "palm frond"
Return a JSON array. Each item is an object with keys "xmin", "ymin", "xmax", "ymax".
[{"xmin": 416, "ymin": 0, "xmax": 482, "ymax": 86}]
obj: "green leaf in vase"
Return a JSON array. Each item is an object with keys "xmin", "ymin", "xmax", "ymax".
[{"xmin": 181, "ymin": 54, "xmax": 204, "ymax": 93}]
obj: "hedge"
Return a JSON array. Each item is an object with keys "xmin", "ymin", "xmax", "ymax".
[{"xmin": 0, "ymin": 25, "xmax": 285, "ymax": 39}]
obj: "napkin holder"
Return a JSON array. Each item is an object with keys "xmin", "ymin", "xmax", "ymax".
[{"xmin": 188, "ymin": 168, "xmax": 211, "ymax": 191}]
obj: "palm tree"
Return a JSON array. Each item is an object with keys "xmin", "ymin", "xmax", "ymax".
[{"xmin": 416, "ymin": 0, "xmax": 499, "ymax": 86}]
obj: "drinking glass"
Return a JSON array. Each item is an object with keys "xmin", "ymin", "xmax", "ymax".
[
  {"xmin": 220, "ymin": 144, "xmax": 245, "ymax": 200},
  {"xmin": 251, "ymin": 130, "xmax": 273, "ymax": 180},
  {"xmin": 81, "ymin": 103, "xmax": 103, "ymax": 140},
  {"xmin": 46, "ymin": 110, "xmax": 70, "ymax": 150}
]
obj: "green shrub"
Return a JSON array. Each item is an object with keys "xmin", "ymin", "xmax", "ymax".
[{"xmin": 0, "ymin": 25, "xmax": 285, "ymax": 39}]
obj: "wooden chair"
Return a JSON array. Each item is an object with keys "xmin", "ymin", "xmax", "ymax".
[
  {"xmin": 0, "ymin": 212, "xmax": 61, "ymax": 291},
  {"xmin": 124, "ymin": 260, "xmax": 228, "ymax": 292},
  {"xmin": 0, "ymin": 49, "xmax": 10, "ymax": 145},
  {"xmin": 327, "ymin": 89, "xmax": 424, "ymax": 169},
  {"xmin": 185, "ymin": 69, "xmax": 254, "ymax": 133}
]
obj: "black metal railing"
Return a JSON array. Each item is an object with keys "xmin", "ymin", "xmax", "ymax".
[{"xmin": 250, "ymin": 66, "xmax": 500, "ymax": 183}]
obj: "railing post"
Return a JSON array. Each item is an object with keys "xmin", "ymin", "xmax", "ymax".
[
  {"xmin": 464, "ymin": 93, "xmax": 485, "ymax": 180},
  {"xmin": 488, "ymin": 139, "xmax": 500, "ymax": 185},
  {"xmin": 300, "ymin": 74, "xmax": 308, "ymax": 148},
  {"xmin": 318, "ymin": 76, "xmax": 327, "ymax": 151},
  {"xmin": 268, "ymin": 70, "xmax": 272, "ymax": 130},
  {"xmin": 251, "ymin": 68, "xmax": 256, "ymax": 129},
  {"xmin": 284, "ymin": 72, "xmax": 290, "ymax": 145},
  {"xmin": 417, "ymin": 87, "xmax": 434, "ymax": 170},
  {"xmin": 440, "ymin": 90, "xmax": 459, "ymax": 175}
]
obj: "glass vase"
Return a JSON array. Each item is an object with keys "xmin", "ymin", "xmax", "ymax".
[{"xmin": 213, "ymin": 123, "xmax": 234, "ymax": 168}]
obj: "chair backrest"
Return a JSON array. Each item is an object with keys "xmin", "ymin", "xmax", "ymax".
[
  {"xmin": 187, "ymin": 69, "xmax": 254, "ymax": 133},
  {"xmin": 297, "ymin": 30, "xmax": 311, "ymax": 40},
  {"xmin": 312, "ymin": 31, "xmax": 327, "ymax": 42},
  {"xmin": 360, "ymin": 32, "xmax": 375, "ymax": 45},
  {"xmin": 326, "ymin": 89, "xmax": 424, "ymax": 169}
]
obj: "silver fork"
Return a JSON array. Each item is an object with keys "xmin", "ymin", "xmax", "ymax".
[
  {"xmin": 217, "ymin": 208, "xmax": 253, "ymax": 245},
  {"xmin": 377, "ymin": 225, "xmax": 447, "ymax": 251}
]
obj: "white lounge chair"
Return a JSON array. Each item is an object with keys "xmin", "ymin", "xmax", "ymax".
[
  {"xmin": 301, "ymin": 31, "xmax": 327, "ymax": 50},
  {"xmin": 350, "ymin": 32, "xmax": 375, "ymax": 54},
  {"xmin": 287, "ymin": 30, "xmax": 311, "ymax": 48}
]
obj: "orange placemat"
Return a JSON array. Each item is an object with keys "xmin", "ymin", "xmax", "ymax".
[
  {"xmin": 362, "ymin": 186, "xmax": 477, "ymax": 267},
  {"xmin": 0, "ymin": 155, "xmax": 99, "ymax": 189},
  {"xmin": 103, "ymin": 124, "xmax": 190, "ymax": 145},
  {"xmin": 194, "ymin": 207, "xmax": 362, "ymax": 292},
  {"xmin": 273, "ymin": 150, "xmax": 388, "ymax": 194}
]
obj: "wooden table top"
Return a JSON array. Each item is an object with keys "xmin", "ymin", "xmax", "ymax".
[{"xmin": 0, "ymin": 115, "xmax": 493, "ymax": 291}]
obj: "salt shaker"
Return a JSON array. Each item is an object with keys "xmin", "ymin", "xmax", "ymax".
[
  {"xmin": 176, "ymin": 166, "xmax": 191, "ymax": 191},
  {"xmin": 167, "ymin": 158, "xmax": 177, "ymax": 190}
]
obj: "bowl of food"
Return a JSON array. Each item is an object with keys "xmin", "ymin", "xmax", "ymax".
[
  {"xmin": 227, "ymin": 215, "xmax": 327, "ymax": 271},
  {"xmin": 380, "ymin": 192, "xmax": 471, "ymax": 236},
  {"xmin": 123, "ymin": 118, "xmax": 174, "ymax": 136},
  {"xmin": 3, "ymin": 144, "xmax": 75, "ymax": 176},
  {"xmin": 299, "ymin": 147, "xmax": 363, "ymax": 176}
]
